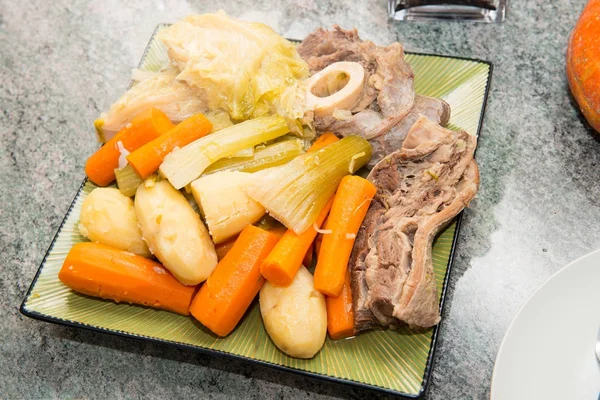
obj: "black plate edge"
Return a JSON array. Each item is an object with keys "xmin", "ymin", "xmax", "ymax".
[{"xmin": 19, "ymin": 29, "xmax": 494, "ymax": 399}]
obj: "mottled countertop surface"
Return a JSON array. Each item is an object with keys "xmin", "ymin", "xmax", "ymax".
[{"xmin": 2, "ymin": 0, "xmax": 598, "ymax": 398}]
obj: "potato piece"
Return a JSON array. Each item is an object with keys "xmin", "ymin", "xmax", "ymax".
[
  {"xmin": 135, "ymin": 180, "xmax": 218, "ymax": 285},
  {"xmin": 78, "ymin": 187, "xmax": 150, "ymax": 257},
  {"xmin": 190, "ymin": 171, "xmax": 265, "ymax": 244},
  {"xmin": 259, "ymin": 266, "xmax": 327, "ymax": 358}
]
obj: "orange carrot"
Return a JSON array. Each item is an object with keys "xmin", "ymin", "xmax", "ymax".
[
  {"xmin": 127, "ymin": 113, "xmax": 213, "ymax": 179},
  {"xmin": 307, "ymin": 132, "xmax": 339, "ymax": 153},
  {"xmin": 314, "ymin": 175, "xmax": 376, "ymax": 297},
  {"xmin": 215, "ymin": 236, "xmax": 238, "ymax": 261},
  {"xmin": 85, "ymin": 107, "xmax": 174, "ymax": 186},
  {"xmin": 189, "ymin": 225, "xmax": 280, "ymax": 336},
  {"xmin": 58, "ymin": 242, "xmax": 196, "ymax": 315},
  {"xmin": 260, "ymin": 196, "xmax": 334, "ymax": 287},
  {"xmin": 326, "ymin": 270, "xmax": 355, "ymax": 340}
]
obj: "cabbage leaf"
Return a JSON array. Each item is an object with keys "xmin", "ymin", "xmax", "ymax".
[
  {"xmin": 99, "ymin": 67, "xmax": 208, "ymax": 141},
  {"xmin": 157, "ymin": 11, "xmax": 309, "ymax": 122}
]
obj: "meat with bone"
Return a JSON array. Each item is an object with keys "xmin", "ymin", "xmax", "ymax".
[
  {"xmin": 368, "ymin": 95, "xmax": 451, "ymax": 168},
  {"xmin": 298, "ymin": 25, "xmax": 415, "ymax": 138},
  {"xmin": 350, "ymin": 115, "xmax": 479, "ymax": 330},
  {"xmin": 315, "ymin": 95, "xmax": 451, "ymax": 168}
]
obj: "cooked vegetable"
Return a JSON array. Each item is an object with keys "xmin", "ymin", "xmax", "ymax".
[
  {"xmin": 78, "ymin": 188, "xmax": 150, "ymax": 257},
  {"xmin": 567, "ymin": 0, "xmax": 600, "ymax": 132},
  {"xmin": 58, "ymin": 242, "xmax": 196, "ymax": 315},
  {"xmin": 135, "ymin": 180, "xmax": 218, "ymax": 285},
  {"xmin": 97, "ymin": 68, "xmax": 206, "ymax": 142},
  {"xmin": 245, "ymin": 135, "xmax": 371, "ymax": 234},
  {"xmin": 260, "ymin": 197, "xmax": 333, "ymax": 287},
  {"xmin": 230, "ymin": 146, "xmax": 255, "ymax": 158},
  {"xmin": 254, "ymin": 215, "xmax": 288, "ymax": 239},
  {"xmin": 205, "ymin": 110, "xmax": 234, "ymax": 132},
  {"xmin": 190, "ymin": 171, "xmax": 265, "ymax": 244},
  {"xmin": 314, "ymin": 175, "xmax": 376, "ymax": 297},
  {"xmin": 114, "ymin": 164, "xmax": 143, "ymax": 197},
  {"xmin": 160, "ymin": 115, "xmax": 290, "ymax": 189},
  {"xmin": 189, "ymin": 225, "xmax": 280, "ymax": 336},
  {"xmin": 156, "ymin": 12, "xmax": 308, "ymax": 122},
  {"xmin": 260, "ymin": 265, "xmax": 327, "ymax": 359},
  {"xmin": 203, "ymin": 139, "xmax": 304, "ymax": 175},
  {"xmin": 85, "ymin": 107, "xmax": 174, "ymax": 186},
  {"xmin": 306, "ymin": 132, "xmax": 339, "ymax": 153},
  {"xmin": 325, "ymin": 270, "xmax": 355, "ymax": 340},
  {"xmin": 127, "ymin": 113, "xmax": 213, "ymax": 179}
]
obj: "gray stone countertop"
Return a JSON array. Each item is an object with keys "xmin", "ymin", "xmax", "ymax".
[{"xmin": 2, "ymin": 0, "xmax": 598, "ymax": 398}]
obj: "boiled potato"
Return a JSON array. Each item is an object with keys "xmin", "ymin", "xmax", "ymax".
[
  {"xmin": 135, "ymin": 179, "xmax": 218, "ymax": 285},
  {"xmin": 78, "ymin": 187, "xmax": 150, "ymax": 257},
  {"xmin": 190, "ymin": 171, "xmax": 265, "ymax": 244},
  {"xmin": 260, "ymin": 266, "xmax": 327, "ymax": 358}
]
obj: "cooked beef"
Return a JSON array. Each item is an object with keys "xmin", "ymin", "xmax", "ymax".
[
  {"xmin": 314, "ymin": 95, "xmax": 450, "ymax": 169},
  {"xmin": 350, "ymin": 115, "xmax": 479, "ymax": 330},
  {"xmin": 298, "ymin": 25, "xmax": 415, "ymax": 138},
  {"xmin": 298, "ymin": 26, "xmax": 379, "ymax": 114},
  {"xmin": 368, "ymin": 95, "xmax": 451, "ymax": 168},
  {"xmin": 313, "ymin": 110, "xmax": 383, "ymax": 138}
]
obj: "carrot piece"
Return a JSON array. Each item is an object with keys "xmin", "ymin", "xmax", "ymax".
[
  {"xmin": 215, "ymin": 236, "xmax": 238, "ymax": 261},
  {"xmin": 189, "ymin": 225, "xmax": 280, "ymax": 336},
  {"xmin": 85, "ymin": 107, "xmax": 174, "ymax": 186},
  {"xmin": 307, "ymin": 132, "xmax": 339, "ymax": 153},
  {"xmin": 58, "ymin": 242, "xmax": 196, "ymax": 315},
  {"xmin": 314, "ymin": 175, "xmax": 376, "ymax": 297},
  {"xmin": 326, "ymin": 270, "xmax": 355, "ymax": 340},
  {"xmin": 260, "ymin": 196, "xmax": 334, "ymax": 287},
  {"xmin": 127, "ymin": 113, "xmax": 213, "ymax": 179}
]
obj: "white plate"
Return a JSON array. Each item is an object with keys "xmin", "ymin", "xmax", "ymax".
[{"xmin": 491, "ymin": 249, "xmax": 600, "ymax": 400}]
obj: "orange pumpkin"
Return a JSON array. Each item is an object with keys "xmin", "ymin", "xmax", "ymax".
[{"xmin": 567, "ymin": 0, "xmax": 600, "ymax": 132}]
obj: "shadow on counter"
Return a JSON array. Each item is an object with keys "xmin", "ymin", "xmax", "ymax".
[{"xmin": 49, "ymin": 323, "xmax": 400, "ymax": 400}]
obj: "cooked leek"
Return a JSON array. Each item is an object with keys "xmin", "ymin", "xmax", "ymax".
[
  {"xmin": 203, "ymin": 139, "xmax": 304, "ymax": 175},
  {"xmin": 229, "ymin": 146, "xmax": 255, "ymax": 159},
  {"xmin": 160, "ymin": 115, "xmax": 290, "ymax": 189},
  {"xmin": 245, "ymin": 135, "xmax": 372, "ymax": 234},
  {"xmin": 114, "ymin": 165, "xmax": 143, "ymax": 197}
]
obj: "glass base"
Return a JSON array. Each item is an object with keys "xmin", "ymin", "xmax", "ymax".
[{"xmin": 388, "ymin": 0, "xmax": 506, "ymax": 22}]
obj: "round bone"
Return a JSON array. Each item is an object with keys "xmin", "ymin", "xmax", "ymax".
[{"xmin": 305, "ymin": 62, "xmax": 365, "ymax": 117}]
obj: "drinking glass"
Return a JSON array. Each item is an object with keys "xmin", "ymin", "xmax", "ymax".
[{"xmin": 388, "ymin": 0, "xmax": 507, "ymax": 22}]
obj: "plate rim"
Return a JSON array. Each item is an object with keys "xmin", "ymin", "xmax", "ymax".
[
  {"xmin": 490, "ymin": 247, "xmax": 600, "ymax": 398},
  {"xmin": 19, "ymin": 25, "xmax": 494, "ymax": 399}
]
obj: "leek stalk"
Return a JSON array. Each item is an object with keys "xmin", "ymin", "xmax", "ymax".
[
  {"xmin": 114, "ymin": 164, "xmax": 143, "ymax": 197},
  {"xmin": 245, "ymin": 135, "xmax": 372, "ymax": 234},
  {"xmin": 203, "ymin": 139, "xmax": 304, "ymax": 175},
  {"xmin": 160, "ymin": 115, "xmax": 290, "ymax": 189}
]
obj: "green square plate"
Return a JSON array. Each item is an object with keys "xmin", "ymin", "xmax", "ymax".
[{"xmin": 21, "ymin": 25, "xmax": 492, "ymax": 398}]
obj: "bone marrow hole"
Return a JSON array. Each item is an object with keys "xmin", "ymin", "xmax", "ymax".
[{"xmin": 310, "ymin": 72, "xmax": 350, "ymax": 98}]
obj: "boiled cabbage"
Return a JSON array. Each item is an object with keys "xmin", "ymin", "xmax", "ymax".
[
  {"xmin": 156, "ymin": 11, "xmax": 309, "ymax": 122},
  {"xmin": 99, "ymin": 67, "xmax": 207, "ymax": 141}
]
